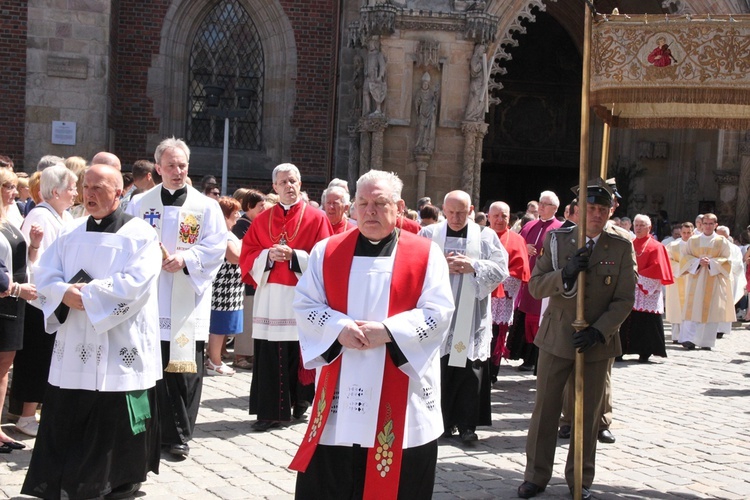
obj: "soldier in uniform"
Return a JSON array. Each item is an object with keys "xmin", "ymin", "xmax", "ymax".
[{"xmin": 517, "ymin": 180, "xmax": 637, "ymax": 500}]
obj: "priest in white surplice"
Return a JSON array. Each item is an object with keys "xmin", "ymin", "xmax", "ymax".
[
  {"xmin": 418, "ymin": 190, "xmax": 508, "ymax": 443},
  {"xmin": 678, "ymin": 213, "xmax": 735, "ymax": 350},
  {"xmin": 290, "ymin": 171, "xmax": 454, "ymax": 499},
  {"xmin": 715, "ymin": 225, "xmax": 746, "ymax": 339},
  {"xmin": 23, "ymin": 165, "xmax": 162, "ymax": 500},
  {"xmin": 665, "ymin": 222, "xmax": 694, "ymax": 343},
  {"xmin": 126, "ymin": 137, "xmax": 226, "ymax": 458}
]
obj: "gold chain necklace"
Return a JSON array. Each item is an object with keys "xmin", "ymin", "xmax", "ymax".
[
  {"xmin": 636, "ymin": 236, "xmax": 651, "ymax": 257},
  {"xmin": 268, "ymin": 202, "xmax": 307, "ymax": 245}
]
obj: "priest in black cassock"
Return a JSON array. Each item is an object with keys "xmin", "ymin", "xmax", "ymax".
[
  {"xmin": 290, "ymin": 170, "xmax": 455, "ymax": 499},
  {"xmin": 126, "ymin": 137, "xmax": 226, "ymax": 458},
  {"xmin": 23, "ymin": 164, "xmax": 163, "ymax": 499},
  {"xmin": 418, "ymin": 190, "xmax": 508, "ymax": 443}
]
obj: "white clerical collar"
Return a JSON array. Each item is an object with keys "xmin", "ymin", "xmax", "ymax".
[
  {"xmin": 280, "ymin": 199, "xmax": 302, "ymax": 210},
  {"xmin": 164, "ymin": 186, "xmax": 186, "ymax": 195},
  {"xmin": 540, "ymin": 216, "xmax": 556, "ymax": 222},
  {"xmin": 700, "ymin": 232, "xmax": 714, "ymax": 239}
]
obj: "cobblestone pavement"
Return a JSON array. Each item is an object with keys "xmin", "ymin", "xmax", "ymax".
[{"xmin": 2, "ymin": 324, "xmax": 749, "ymax": 499}]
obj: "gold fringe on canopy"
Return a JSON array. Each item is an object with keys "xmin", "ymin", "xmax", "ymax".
[{"xmin": 590, "ymin": 14, "xmax": 750, "ymax": 129}]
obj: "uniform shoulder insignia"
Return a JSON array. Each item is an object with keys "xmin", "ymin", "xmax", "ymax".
[
  {"xmin": 550, "ymin": 226, "xmax": 575, "ymax": 234},
  {"xmin": 604, "ymin": 225, "xmax": 632, "ymax": 242}
]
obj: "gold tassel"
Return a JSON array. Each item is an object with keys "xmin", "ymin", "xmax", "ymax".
[{"xmin": 165, "ymin": 361, "xmax": 198, "ymax": 374}]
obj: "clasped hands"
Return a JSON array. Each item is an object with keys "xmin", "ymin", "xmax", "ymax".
[
  {"xmin": 337, "ymin": 320, "xmax": 391, "ymax": 350},
  {"xmin": 62, "ymin": 282, "xmax": 86, "ymax": 311},
  {"xmin": 446, "ymin": 252, "xmax": 474, "ymax": 275},
  {"xmin": 269, "ymin": 244, "xmax": 293, "ymax": 263}
]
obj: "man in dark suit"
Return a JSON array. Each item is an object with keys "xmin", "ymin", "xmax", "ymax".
[{"xmin": 517, "ymin": 181, "xmax": 637, "ymax": 500}]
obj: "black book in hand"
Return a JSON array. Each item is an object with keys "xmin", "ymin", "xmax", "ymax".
[{"xmin": 54, "ymin": 269, "xmax": 93, "ymax": 324}]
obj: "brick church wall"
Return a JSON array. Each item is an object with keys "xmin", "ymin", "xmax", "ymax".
[
  {"xmin": 278, "ymin": 0, "xmax": 337, "ymax": 184},
  {"xmin": 114, "ymin": 0, "xmax": 170, "ymax": 165},
  {"xmin": 112, "ymin": 0, "xmax": 338, "ymax": 184},
  {"xmin": 0, "ymin": 0, "xmax": 28, "ymax": 169}
]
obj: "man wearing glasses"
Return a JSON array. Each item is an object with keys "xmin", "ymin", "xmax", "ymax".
[
  {"xmin": 678, "ymin": 213, "xmax": 735, "ymax": 350},
  {"xmin": 509, "ymin": 191, "xmax": 562, "ymax": 372}
]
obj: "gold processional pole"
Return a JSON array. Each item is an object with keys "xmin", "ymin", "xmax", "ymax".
[
  {"xmin": 600, "ymin": 120, "xmax": 610, "ymax": 179},
  {"xmin": 573, "ymin": 3, "xmax": 594, "ymax": 500}
]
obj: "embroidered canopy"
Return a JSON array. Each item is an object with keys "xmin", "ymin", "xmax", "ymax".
[{"xmin": 590, "ymin": 14, "xmax": 750, "ymax": 129}]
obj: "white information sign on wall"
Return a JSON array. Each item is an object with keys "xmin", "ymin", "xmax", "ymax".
[{"xmin": 51, "ymin": 121, "xmax": 77, "ymax": 146}]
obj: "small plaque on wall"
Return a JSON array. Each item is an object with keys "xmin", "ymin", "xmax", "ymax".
[
  {"xmin": 47, "ymin": 56, "xmax": 88, "ymax": 79},
  {"xmin": 52, "ymin": 121, "xmax": 77, "ymax": 146}
]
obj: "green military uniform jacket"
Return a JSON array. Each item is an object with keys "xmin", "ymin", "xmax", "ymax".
[{"xmin": 528, "ymin": 225, "xmax": 637, "ymax": 362}]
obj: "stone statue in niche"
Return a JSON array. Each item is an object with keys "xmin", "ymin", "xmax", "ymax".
[
  {"xmin": 414, "ymin": 72, "xmax": 440, "ymax": 154},
  {"xmin": 364, "ymin": 37, "xmax": 387, "ymax": 116},
  {"xmin": 464, "ymin": 43, "xmax": 487, "ymax": 122},
  {"xmin": 351, "ymin": 54, "xmax": 364, "ymax": 118}
]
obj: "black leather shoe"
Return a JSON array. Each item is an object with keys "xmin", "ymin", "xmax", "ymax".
[
  {"xmin": 459, "ymin": 429, "xmax": 478, "ymax": 443},
  {"xmin": 293, "ymin": 401, "xmax": 310, "ymax": 419},
  {"xmin": 518, "ymin": 363, "xmax": 535, "ymax": 372},
  {"xmin": 558, "ymin": 425, "xmax": 571, "ymax": 439},
  {"xmin": 169, "ymin": 443, "xmax": 189, "ymax": 457},
  {"xmin": 598, "ymin": 429, "xmax": 616, "ymax": 443},
  {"xmin": 252, "ymin": 420, "xmax": 280, "ymax": 432},
  {"xmin": 518, "ymin": 481, "xmax": 545, "ymax": 498},
  {"xmin": 682, "ymin": 341, "xmax": 696, "ymax": 350},
  {"xmin": 106, "ymin": 482, "xmax": 142, "ymax": 499},
  {"xmin": 0, "ymin": 440, "xmax": 25, "ymax": 450}
]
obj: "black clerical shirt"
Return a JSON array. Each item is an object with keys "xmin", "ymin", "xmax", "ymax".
[
  {"xmin": 86, "ymin": 207, "xmax": 133, "ymax": 233},
  {"xmin": 321, "ymin": 229, "xmax": 407, "ymax": 365}
]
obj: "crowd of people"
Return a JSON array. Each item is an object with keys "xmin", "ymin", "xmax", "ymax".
[{"xmin": 0, "ymin": 144, "xmax": 745, "ymax": 499}]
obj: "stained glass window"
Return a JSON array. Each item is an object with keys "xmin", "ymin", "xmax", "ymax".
[{"xmin": 187, "ymin": 0, "xmax": 263, "ymax": 150}]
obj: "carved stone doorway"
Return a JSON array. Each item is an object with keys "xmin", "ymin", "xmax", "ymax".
[{"xmin": 480, "ymin": 9, "xmax": 581, "ymax": 213}]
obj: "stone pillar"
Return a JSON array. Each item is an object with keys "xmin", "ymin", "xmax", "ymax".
[
  {"xmin": 359, "ymin": 117, "xmax": 372, "ymax": 176},
  {"xmin": 25, "ymin": 3, "xmax": 113, "ymax": 167},
  {"xmin": 472, "ymin": 123, "xmax": 488, "ymax": 204},
  {"xmin": 461, "ymin": 122, "xmax": 477, "ymax": 196},
  {"xmin": 462, "ymin": 121, "xmax": 487, "ymax": 205},
  {"xmin": 414, "ymin": 153, "xmax": 431, "ymax": 200},
  {"xmin": 737, "ymin": 141, "xmax": 750, "ymax": 234},
  {"xmin": 348, "ymin": 124, "xmax": 360, "ymax": 187},
  {"xmin": 362, "ymin": 114, "xmax": 388, "ymax": 171}
]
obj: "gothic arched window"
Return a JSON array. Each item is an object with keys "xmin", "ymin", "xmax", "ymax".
[{"xmin": 187, "ymin": 0, "xmax": 264, "ymax": 150}]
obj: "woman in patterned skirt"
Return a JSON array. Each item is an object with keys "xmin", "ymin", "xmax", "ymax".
[{"xmin": 207, "ymin": 196, "xmax": 244, "ymax": 376}]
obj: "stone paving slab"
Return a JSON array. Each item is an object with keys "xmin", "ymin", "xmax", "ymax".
[{"xmin": 2, "ymin": 323, "xmax": 749, "ymax": 499}]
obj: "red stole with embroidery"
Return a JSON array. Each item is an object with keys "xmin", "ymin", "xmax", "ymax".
[{"xmin": 289, "ymin": 229, "xmax": 430, "ymax": 499}]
